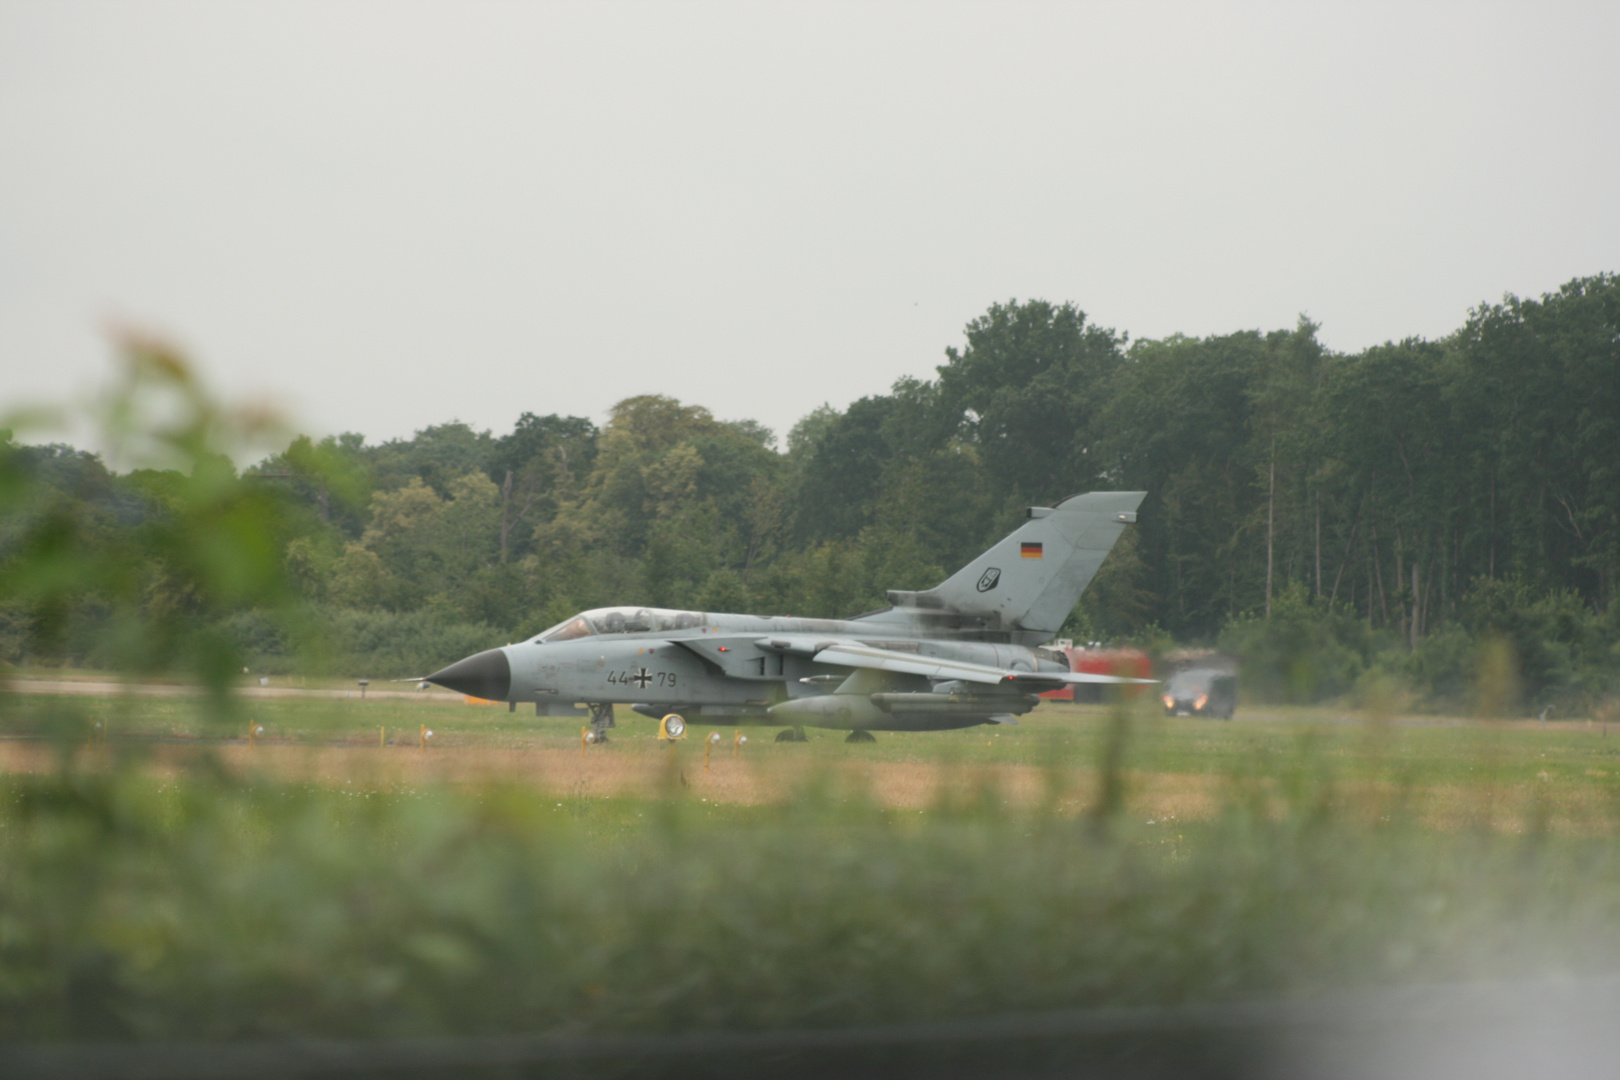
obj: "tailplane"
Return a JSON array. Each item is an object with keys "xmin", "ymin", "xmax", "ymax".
[{"xmin": 877, "ymin": 491, "xmax": 1145, "ymax": 642}]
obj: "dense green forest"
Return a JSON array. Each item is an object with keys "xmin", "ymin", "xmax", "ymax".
[{"xmin": 4, "ymin": 273, "xmax": 1618, "ymax": 710}]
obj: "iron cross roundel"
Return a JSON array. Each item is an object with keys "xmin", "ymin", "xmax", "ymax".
[{"xmin": 632, "ymin": 668, "xmax": 652, "ymax": 689}]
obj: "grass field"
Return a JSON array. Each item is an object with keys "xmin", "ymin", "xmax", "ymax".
[
  {"xmin": 7, "ymin": 687, "xmax": 1620, "ymax": 833},
  {"xmin": 5, "ymin": 683, "xmax": 1620, "ymax": 1047}
]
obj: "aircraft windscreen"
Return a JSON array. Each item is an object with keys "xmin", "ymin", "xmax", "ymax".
[
  {"xmin": 1167, "ymin": 669, "xmax": 1220, "ymax": 694},
  {"xmin": 537, "ymin": 617, "xmax": 593, "ymax": 643}
]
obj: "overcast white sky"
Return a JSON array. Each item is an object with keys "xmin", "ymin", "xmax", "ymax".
[{"xmin": 2, "ymin": 1, "xmax": 1617, "ymax": 453}]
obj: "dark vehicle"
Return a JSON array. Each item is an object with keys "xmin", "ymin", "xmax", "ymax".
[{"xmin": 1162, "ymin": 667, "xmax": 1237, "ymax": 719}]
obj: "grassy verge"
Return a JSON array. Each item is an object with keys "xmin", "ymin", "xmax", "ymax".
[{"xmin": 4, "ymin": 689, "xmax": 1620, "ymax": 1043}]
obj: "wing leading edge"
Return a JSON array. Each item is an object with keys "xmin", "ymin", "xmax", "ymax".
[{"xmin": 812, "ymin": 643, "xmax": 1156, "ymax": 688}]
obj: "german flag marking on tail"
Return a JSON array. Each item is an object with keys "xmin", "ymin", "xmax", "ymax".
[{"xmin": 1020, "ymin": 542, "xmax": 1043, "ymax": 559}]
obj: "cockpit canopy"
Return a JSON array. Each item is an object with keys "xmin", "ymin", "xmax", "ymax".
[{"xmin": 534, "ymin": 606, "xmax": 707, "ymax": 643}]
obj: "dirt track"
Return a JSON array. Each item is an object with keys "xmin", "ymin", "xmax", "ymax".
[
  {"xmin": 0, "ymin": 738, "xmax": 1224, "ymax": 821},
  {"xmin": 3, "ymin": 738, "xmax": 1613, "ymax": 834}
]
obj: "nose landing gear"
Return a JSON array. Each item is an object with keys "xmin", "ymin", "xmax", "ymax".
[{"xmin": 587, "ymin": 703, "xmax": 614, "ymax": 743}]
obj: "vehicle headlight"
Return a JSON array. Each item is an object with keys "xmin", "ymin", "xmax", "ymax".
[{"xmin": 1195, "ymin": 694, "xmax": 1208, "ymax": 710}]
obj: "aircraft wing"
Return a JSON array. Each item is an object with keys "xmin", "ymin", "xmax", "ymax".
[{"xmin": 810, "ymin": 643, "xmax": 1156, "ymax": 688}]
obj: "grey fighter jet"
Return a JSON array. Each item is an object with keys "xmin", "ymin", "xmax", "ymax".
[{"xmin": 426, "ymin": 491, "xmax": 1151, "ymax": 742}]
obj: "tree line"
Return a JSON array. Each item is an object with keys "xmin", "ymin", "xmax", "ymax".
[{"xmin": 3, "ymin": 273, "xmax": 1617, "ymax": 709}]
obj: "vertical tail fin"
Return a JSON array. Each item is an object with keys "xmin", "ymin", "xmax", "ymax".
[{"xmin": 884, "ymin": 491, "xmax": 1145, "ymax": 638}]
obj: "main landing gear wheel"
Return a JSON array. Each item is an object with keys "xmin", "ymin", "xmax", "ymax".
[
  {"xmin": 775, "ymin": 728, "xmax": 809, "ymax": 743},
  {"xmin": 845, "ymin": 730, "xmax": 876, "ymax": 743}
]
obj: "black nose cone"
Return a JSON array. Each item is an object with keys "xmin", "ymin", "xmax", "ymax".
[{"xmin": 426, "ymin": 648, "xmax": 511, "ymax": 701}]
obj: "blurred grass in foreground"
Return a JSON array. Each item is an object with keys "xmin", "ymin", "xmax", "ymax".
[{"xmin": 6, "ymin": 706, "xmax": 1620, "ymax": 1043}]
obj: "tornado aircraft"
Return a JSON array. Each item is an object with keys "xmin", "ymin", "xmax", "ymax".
[{"xmin": 426, "ymin": 491, "xmax": 1151, "ymax": 742}]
